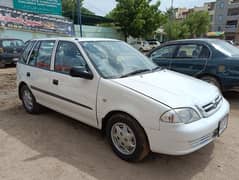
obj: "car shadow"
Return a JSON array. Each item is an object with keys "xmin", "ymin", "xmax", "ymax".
[
  {"xmin": 0, "ymin": 104, "xmax": 214, "ymax": 180},
  {"xmin": 224, "ymin": 91, "xmax": 239, "ymax": 110}
]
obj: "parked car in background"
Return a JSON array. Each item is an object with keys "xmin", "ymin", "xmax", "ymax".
[
  {"xmin": 226, "ymin": 40, "xmax": 235, "ymax": 45},
  {"xmin": 17, "ymin": 38, "xmax": 229, "ymax": 162},
  {"xmin": 148, "ymin": 38, "xmax": 239, "ymax": 92},
  {"xmin": 131, "ymin": 40, "xmax": 151, "ymax": 52},
  {"xmin": 147, "ymin": 39, "xmax": 160, "ymax": 49},
  {"xmin": 0, "ymin": 38, "xmax": 24, "ymax": 68}
]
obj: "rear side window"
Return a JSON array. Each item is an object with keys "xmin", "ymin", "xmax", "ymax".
[
  {"xmin": 151, "ymin": 45, "xmax": 177, "ymax": 59},
  {"xmin": 19, "ymin": 41, "xmax": 35, "ymax": 64},
  {"xmin": 28, "ymin": 41, "xmax": 40, "ymax": 66},
  {"xmin": 28, "ymin": 41, "xmax": 55, "ymax": 70},
  {"xmin": 176, "ymin": 44, "xmax": 210, "ymax": 59}
]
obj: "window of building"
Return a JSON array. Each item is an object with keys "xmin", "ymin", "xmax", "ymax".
[
  {"xmin": 220, "ymin": 2, "xmax": 224, "ymax": 8},
  {"xmin": 218, "ymin": 15, "xmax": 223, "ymax": 22}
]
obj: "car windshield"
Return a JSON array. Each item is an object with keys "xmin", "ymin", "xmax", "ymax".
[
  {"xmin": 211, "ymin": 40, "xmax": 239, "ymax": 57},
  {"xmin": 80, "ymin": 41, "xmax": 158, "ymax": 78},
  {"xmin": 2, "ymin": 40, "xmax": 24, "ymax": 48}
]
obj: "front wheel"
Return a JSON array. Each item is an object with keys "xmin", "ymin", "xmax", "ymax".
[
  {"xmin": 106, "ymin": 113, "xmax": 150, "ymax": 162},
  {"xmin": 20, "ymin": 85, "xmax": 40, "ymax": 114}
]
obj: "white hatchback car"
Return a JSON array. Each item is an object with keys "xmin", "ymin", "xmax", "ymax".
[{"xmin": 17, "ymin": 38, "xmax": 229, "ymax": 162}]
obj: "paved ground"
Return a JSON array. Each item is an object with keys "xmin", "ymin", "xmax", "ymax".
[{"xmin": 0, "ymin": 67, "xmax": 239, "ymax": 180}]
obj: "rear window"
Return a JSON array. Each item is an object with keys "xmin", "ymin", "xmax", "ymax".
[
  {"xmin": 211, "ymin": 40, "xmax": 239, "ymax": 57},
  {"xmin": 2, "ymin": 40, "xmax": 24, "ymax": 48}
]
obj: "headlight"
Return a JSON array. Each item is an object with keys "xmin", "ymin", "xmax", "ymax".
[{"xmin": 160, "ymin": 108, "xmax": 200, "ymax": 124}]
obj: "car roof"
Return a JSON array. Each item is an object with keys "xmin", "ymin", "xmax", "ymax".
[
  {"xmin": 0, "ymin": 38, "xmax": 23, "ymax": 41},
  {"xmin": 163, "ymin": 38, "xmax": 222, "ymax": 45},
  {"xmin": 29, "ymin": 37, "xmax": 121, "ymax": 42}
]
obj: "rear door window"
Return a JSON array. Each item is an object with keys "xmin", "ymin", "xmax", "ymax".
[
  {"xmin": 19, "ymin": 41, "xmax": 35, "ymax": 64},
  {"xmin": 28, "ymin": 41, "xmax": 41, "ymax": 66},
  {"xmin": 175, "ymin": 44, "xmax": 210, "ymax": 59},
  {"xmin": 28, "ymin": 40, "xmax": 55, "ymax": 70}
]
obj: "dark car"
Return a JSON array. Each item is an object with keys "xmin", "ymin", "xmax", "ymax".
[
  {"xmin": 147, "ymin": 38, "xmax": 239, "ymax": 92},
  {"xmin": 0, "ymin": 38, "xmax": 24, "ymax": 68}
]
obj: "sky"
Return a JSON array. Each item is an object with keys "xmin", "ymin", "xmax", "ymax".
[{"xmin": 83, "ymin": 0, "xmax": 215, "ymax": 16}]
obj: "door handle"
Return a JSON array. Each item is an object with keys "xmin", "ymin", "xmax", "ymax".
[
  {"xmin": 26, "ymin": 72, "xmax": 30, "ymax": 77},
  {"xmin": 52, "ymin": 79, "xmax": 59, "ymax": 85}
]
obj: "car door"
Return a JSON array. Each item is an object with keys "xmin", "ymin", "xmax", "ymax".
[
  {"xmin": 49, "ymin": 40, "xmax": 99, "ymax": 127},
  {"xmin": 149, "ymin": 45, "xmax": 177, "ymax": 68},
  {"xmin": 26, "ymin": 40, "xmax": 56, "ymax": 106},
  {"xmin": 170, "ymin": 43, "xmax": 209, "ymax": 76}
]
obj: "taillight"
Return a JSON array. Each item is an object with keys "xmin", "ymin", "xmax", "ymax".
[{"xmin": 0, "ymin": 48, "xmax": 4, "ymax": 54}]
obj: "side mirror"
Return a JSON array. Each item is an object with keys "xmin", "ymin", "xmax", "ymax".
[{"xmin": 70, "ymin": 66, "xmax": 93, "ymax": 80}]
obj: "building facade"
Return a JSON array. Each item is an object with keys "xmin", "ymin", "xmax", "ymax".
[
  {"xmin": 212, "ymin": 0, "xmax": 239, "ymax": 41},
  {"xmin": 174, "ymin": 0, "xmax": 239, "ymax": 42}
]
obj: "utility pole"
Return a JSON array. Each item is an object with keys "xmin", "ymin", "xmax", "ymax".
[
  {"xmin": 171, "ymin": 0, "xmax": 174, "ymax": 20},
  {"xmin": 77, "ymin": 0, "xmax": 83, "ymax": 37}
]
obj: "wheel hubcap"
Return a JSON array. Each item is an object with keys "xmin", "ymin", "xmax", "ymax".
[
  {"xmin": 111, "ymin": 122, "xmax": 136, "ymax": 155},
  {"xmin": 22, "ymin": 89, "xmax": 33, "ymax": 110}
]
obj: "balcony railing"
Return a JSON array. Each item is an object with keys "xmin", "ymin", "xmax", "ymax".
[{"xmin": 224, "ymin": 25, "xmax": 238, "ymax": 32}]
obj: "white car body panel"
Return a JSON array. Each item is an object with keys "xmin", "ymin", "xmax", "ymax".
[
  {"xmin": 113, "ymin": 69, "xmax": 220, "ymax": 108},
  {"xmin": 17, "ymin": 37, "xmax": 230, "ymax": 156}
]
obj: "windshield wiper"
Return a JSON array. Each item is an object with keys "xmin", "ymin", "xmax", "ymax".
[
  {"xmin": 120, "ymin": 69, "xmax": 151, "ymax": 78},
  {"xmin": 151, "ymin": 66, "xmax": 161, "ymax": 71}
]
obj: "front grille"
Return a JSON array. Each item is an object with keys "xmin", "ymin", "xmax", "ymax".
[{"xmin": 201, "ymin": 95, "xmax": 222, "ymax": 117}]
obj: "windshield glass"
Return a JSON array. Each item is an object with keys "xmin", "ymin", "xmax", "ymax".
[
  {"xmin": 2, "ymin": 40, "xmax": 24, "ymax": 48},
  {"xmin": 80, "ymin": 41, "xmax": 158, "ymax": 78},
  {"xmin": 211, "ymin": 40, "xmax": 239, "ymax": 57}
]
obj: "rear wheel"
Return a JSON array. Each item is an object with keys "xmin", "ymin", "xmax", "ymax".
[
  {"xmin": 200, "ymin": 76, "xmax": 221, "ymax": 91},
  {"xmin": 20, "ymin": 85, "xmax": 40, "ymax": 114},
  {"xmin": 0, "ymin": 61, "xmax": 5, "ymax": 68},
  {"xmin": 106, "ymin": 113, "xmax": 150, "ymax": 162}
]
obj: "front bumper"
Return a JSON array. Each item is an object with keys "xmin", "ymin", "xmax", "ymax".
[{"xmin": 145, "ymin": 98, "xmax": 230, "ymax": 155}]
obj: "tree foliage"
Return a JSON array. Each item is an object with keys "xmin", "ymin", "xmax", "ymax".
[
  {"xmin": 163, "ymin": 21, "xmax": 189, "ymax": 40},
  {"xmin": 109, "ymin": 0, "xmax": 165, "ymax": 40},
  {"xmin": 184, "ymin": 11, "xmax": 210, "ymax": 38},
  {"xmin": 163, "ymin": 11, "xmax": 210, "ymax": 40}
]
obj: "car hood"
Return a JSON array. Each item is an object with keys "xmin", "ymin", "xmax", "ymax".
[{"xmin": 112, "ymin": 69, "xmax": 220, "ymax": 108}]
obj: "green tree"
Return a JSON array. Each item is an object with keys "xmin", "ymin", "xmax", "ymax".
[
  {"xmin": 163, "ymin": 10, "xmax": 210, "ymax": 40},
  {"xmin": 62, "ymin": 0, "xmax": 95, "ymax": 21},
  {"xmin": 163, "ymin": 20, "xmax": 189, "ymax": 40},
  {"xmin": 184, "ymin": 11, "xmax": 210, "ymax": 38},
  {"xmin": 109, "ymin": 0, "xmax": 165, "ymax": 41}
]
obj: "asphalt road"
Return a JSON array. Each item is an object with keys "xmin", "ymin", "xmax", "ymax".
[{"xmin": 0, "ymin": 68, "xmax": 238, "ymax": 180}]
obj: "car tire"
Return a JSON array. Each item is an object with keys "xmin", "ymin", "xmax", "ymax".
[
  {"xmin": 20, "ymin": 85, "xmax": 40, "ymax": 114},
  {"xmin": 106, "ymin": 113, "xmax": 150, "ymax": 162},
  {"xmin": 200, "ymin": 76, "xmax": 221, "ymax": 91}
]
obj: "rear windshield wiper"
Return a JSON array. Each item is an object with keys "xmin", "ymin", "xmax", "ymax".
[{"xmin": 120, "ymin": 69, "xmax": 151, "ymax": 78}]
